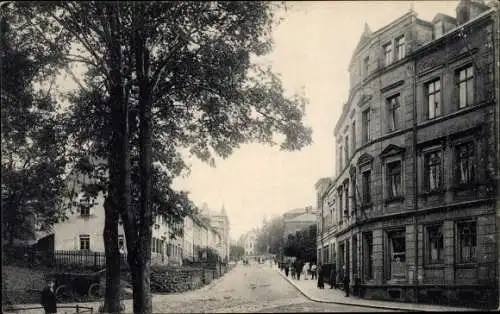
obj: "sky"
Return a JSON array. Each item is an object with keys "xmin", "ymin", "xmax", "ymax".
[{"xmin": 172, "ymin": 1, "xmax": 459, "ymax": 241}]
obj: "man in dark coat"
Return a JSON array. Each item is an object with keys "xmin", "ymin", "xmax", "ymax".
[
  {"xmin": 40, "ymin": 277, "xmax": 57, "ymax": 314},
  {"xmin": 317, "ymin": 263, "xmax": 324, "ymax": 289},
  {"xmin": 329, "ymin": 266, "xmax": 336, "ymax": 289},
  {"xmin": 342, "ymin": 266, "xmax": 350, "ymax": 297},
  {"xmin": 295, "ymin": 259, "xmax": 303, "ymax": 280}
]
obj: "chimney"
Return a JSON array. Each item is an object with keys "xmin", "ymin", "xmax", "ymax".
[
  {"xmin": 456, "ymin": 0, "xmax": 471, "ymax": 24},
  {"xmin": 456, "ymin": 0, "xmax": 490, "ymax": 25}
]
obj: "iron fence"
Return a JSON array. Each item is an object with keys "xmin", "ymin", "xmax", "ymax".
[{"xmin": 3, "ymin": 305, "xmax": 93, "ymax": 313}]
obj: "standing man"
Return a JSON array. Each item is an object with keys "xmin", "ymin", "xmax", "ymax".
[
  {"xmin": 317, "ymin": 263, "xmax": 324, "ymax": 289},
  {"xmin": 329, "ymin": 266, "xmax": 336, "ymax": 289},
  {"xmin": 40, "ymin": 277, "xmax": 57, "ymax": 314},
  {"xmin": 310, "ymin": 262, "xmax": 317, "ymax": 280},
  {"xmin": 295, "ymin": 259, "xmax": 302, "ymax": 280},
  {"xmin": 342, "ymin": 265, "xmax": 350, "ymax": 297}
]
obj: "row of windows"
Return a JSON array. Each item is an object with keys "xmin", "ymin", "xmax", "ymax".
[
  {"xmin": 359, "ymin": 140, "xmax": 476, "ymax": 205},
  {"xmin": 383, "ymin": 35, "xmax": 406, "ymax": 67},
  {"xmin": 79, "ymin": 234, "xmax": 124, "ymax": 251},
  {"xmin": 359, "ymin": 221, "xmax": 477, "ymax": 281},
  {"xmin": 425, "ymin": 66, "xmax": 474, "ymax": 120},
  {"xmin": 338, "ymin": 64, "xmax": 475, "ymax": 174},
  {"xmin": 333, "ymin": 139, "xmax": 477, "ymax": 224},
  {"xmin": 358, "ymin": 35, "xmax": 406, "ymax": 78}
]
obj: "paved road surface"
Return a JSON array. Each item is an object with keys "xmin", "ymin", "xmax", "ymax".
[{"xmin": 8, "ymin": 262, "xmax": 397, "ymax": 313}]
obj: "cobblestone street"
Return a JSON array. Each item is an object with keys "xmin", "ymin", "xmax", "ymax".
[{"xmin": 6, "ymin": 263, "xmax": 396, "ymax": 313}]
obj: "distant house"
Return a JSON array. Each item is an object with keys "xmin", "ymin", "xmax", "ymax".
[
  {"xmin": 205, "ymin": 206, "xmax": 231, "ymax": 262},
  {"xmin": 33, "ymin": 161, "xmax": 222, "ymax": 266},
  {"xmin": 238, "ymin": 229, "xmax": 258, "ymax": 256},
  {"xmin": 283, "ymin": 206, "xmax": 317, "ymax": 238}
]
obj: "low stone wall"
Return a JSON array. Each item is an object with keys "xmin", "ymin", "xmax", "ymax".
[{"xmin": 151, "ymin": 263, "xmax": 233, "ymax": 294}]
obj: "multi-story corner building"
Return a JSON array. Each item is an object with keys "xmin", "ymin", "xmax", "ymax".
[{"xmin": 316, "ymin": 0, "xmax": 498, "ymax": 308}]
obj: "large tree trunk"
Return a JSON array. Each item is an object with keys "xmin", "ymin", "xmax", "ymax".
[
  {"xmin": 103, "ymin": 196, "xmax": 121, "ymax": 313},
  {"xmin": 132, "ymin": 7, "xmax": 154, "ymax": 313},
  {"xmin": 103, "ymin": 3, "xmax": 130, "ymax": 313}
]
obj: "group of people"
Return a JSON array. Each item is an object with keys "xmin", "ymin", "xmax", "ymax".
[
  {"xmin": 280, "ymin": 260, "xmax": 351, "ymax": 297},
  {"xmin": 281, "ymin": 259, "xmax": 320, "ymax": 283}
]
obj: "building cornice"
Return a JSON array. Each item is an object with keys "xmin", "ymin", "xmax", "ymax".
[
  {"xmin": 334, "ymin": 198, "xmax": 496, "ymax": 238},
  {"xmin": 412, "ymin": 8, "xmax": 495, "ymax": 58}
]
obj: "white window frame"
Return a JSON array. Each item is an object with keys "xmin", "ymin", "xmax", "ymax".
[
  {"xmin": 383, "ymin": 42, "xmax": 393, "ymax": 66},
  {"xmin": 382, "ymin": 154, "xmax": 405, "ymax": 202},
  {"xmin": 457, "ymin": 65, "xmax": 474, "ymax": 109},
  {"xmin": 426, "ymin": 78, "xmax": 442, "ymax": 120},
  {"xmin": 79, "ymin": 234, "xmax": 90, "ymax": 251},
  {"xmin": 387, "ymin": 93, "xmax": 401, "ymax": 132},
  {"xmin": 425, "ymin": 224, "xmax": 444, "ymax": 265}
]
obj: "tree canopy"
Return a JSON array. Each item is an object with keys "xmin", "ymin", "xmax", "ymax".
[
  {"xmin": 229, "ymin": 245, "xmax": 245, "ymax": 260},
  {"xmin": 283, "ymin": 224, "xmax": 317, "ymax": 262},
  {"xmin": 255, "ymin": 216, "xmax": 285, "ymax": 255},
  {"xmin": 4, "ymin": 2, "xmax": 313, "ymax": 313},
  {"xmin": 1, "ymin": 15, "xmax": 68, "ymax": 246}
]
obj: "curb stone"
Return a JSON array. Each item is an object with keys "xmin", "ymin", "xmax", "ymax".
[{"xmin": 275, "ymin": 267, "xmax": 479, "ymax": 312}]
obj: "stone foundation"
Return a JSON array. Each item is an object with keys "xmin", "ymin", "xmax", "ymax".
[{"xmin": 361, "ymin": 284, "xmax": 498, "ymax": 309}]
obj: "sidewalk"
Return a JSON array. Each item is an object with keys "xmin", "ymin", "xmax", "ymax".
[{"xmin": 275, "ymin": 267, "xmax": 480, "ymax": 312}]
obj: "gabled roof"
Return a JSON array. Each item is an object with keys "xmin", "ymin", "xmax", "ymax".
[{"xmin": 354, "ymin": 23, "xmax": 372, "ymax": 54}]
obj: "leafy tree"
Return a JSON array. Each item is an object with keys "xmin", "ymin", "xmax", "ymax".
[
  {"xmin": 0, "ymin": 15, "xmax": 68, "ymax": 247},
  {"xmin": 13, "ymin": 2, "xmax": 313, "ymax": 313},
  {"xmin": 229, "ymin": 245, "xmax": 245, "ymax": 261},
  {"xmin": 283, "ymin": 224, "xmax": 317, "ymax": 262},
  {"xmin": 256, "ymin": 216, "xmax": 285, "ymax": 255},
  {"xmin": 198, "ymin": 246, "xmax": 221, "ymax": 263}
]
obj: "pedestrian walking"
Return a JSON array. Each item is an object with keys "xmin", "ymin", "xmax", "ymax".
[
  {"xmin": 40, "ymin": 277, "xmax": 57, "ymax": 314},
  {"xmin": 317, "ymin": 263, "xmax": 324, "ymax": 289},
  {"xmin": 302, "ymin": 262, "xmax": 309, "ymax": 280},
  {"xmin": 310, "ymin": 262, "xmax": 317, "ymax": 280},
  {"xmin": 342, "ymin": 265, "xmax": 350, "ymax": 297},
  {"xmin": 295, "ymin": 259, "xmax": 302, "ymax": 280},
  {"xmin": 329, "ymin": 266, "xmax": 337, "ymax": 289},
  {"xmin": 284, "ymin": 263, "xmax": 289, "ymax": 277},
  {"xmin": 291, "ymin": 264, "xmax": 296, "ymax": 279}
]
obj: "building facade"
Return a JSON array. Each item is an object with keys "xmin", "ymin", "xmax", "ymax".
[
  {"xmin": 41, "ymin": 185, "xmax": 222, "ymax": 266},
  {"xmin": 239, "ymin": 229, "xmax": 258, "ymax": 256},
  {"xmin": 316, "ymin": 0, "xmax": 498, "ymax": 308},
  {"xmin": 208, "ymin": 206, "xmax": 230, "ymax": 262}
]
